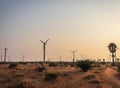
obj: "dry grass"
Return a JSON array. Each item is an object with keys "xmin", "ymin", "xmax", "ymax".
[{"xmin": 0, "ymin": 63, "xmax": 119, "ymax": 88}]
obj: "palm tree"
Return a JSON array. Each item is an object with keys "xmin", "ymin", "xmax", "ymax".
[{"xmin": 108, "ymin": 43, "xmax": 117, "ymax": 66}]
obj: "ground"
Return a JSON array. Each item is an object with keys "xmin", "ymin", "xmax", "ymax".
[{"xmin": 0, "ymin": 63, "xmax": 120, "ymax": 88}]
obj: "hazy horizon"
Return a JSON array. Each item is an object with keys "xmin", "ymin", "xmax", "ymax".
[{"xmin": 1, "ymin": 0, "xmax": 120, "ymax": 62}]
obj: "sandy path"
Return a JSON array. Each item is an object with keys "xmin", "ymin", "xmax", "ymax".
[{"xmin": 101, "ymin": 67, "xmax": 120, "ymax": 88}]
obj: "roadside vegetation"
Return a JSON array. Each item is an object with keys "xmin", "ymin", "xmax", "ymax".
[{"xmin": 76, "ymin": 60, "xmax": 94, "ymax": 72}]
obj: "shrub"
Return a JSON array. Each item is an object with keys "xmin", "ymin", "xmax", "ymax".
[
  {"xmin": 19, "ymin": 62, "xmax": 27, "ymax": 65},
  {"xmin": 0, "ymin": 62, "xmax": 7, "ymax": 64},
  {"xmin": 76, "ymin": 60, "xmax": 93, "ymax": 72},
  {"xmin": 49, "ymin": 62, "xmax": 57, "ymax": 67},
  {"xmin": 8, "ymin": 63, "xmax": 18, "ymax": 69},
  {"xmin": 44, "ymin": 72, "xmax": 59, "ymax": 81},
  {"xmin": 35, "ymin": 66, "xmax": 46, "ymax": 72},
  {"xmin": 70, "ymin": 62, "xmax": 76, "ymax": 67}
]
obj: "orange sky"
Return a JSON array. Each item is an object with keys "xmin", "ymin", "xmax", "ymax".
[{"xmin": 1, "ymin": 0, "xmax": 120, "ymax": 62}]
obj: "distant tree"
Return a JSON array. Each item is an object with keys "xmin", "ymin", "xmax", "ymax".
[{"xmin": 108, "ymin": 43, "xmax": 117, "ymax": 66}]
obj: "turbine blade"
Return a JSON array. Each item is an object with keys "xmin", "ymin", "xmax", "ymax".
[
  {"xmin": 40, "ymin": 40, "xmax": 44, "ymax": 44},
  {"xmin": 45, "ymin": 39, "xmax": 50, "ymax": 43}
]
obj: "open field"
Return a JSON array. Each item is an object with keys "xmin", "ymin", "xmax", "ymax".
[{"xmin": 0, "ymin": 62, "xmax": 120, "ymax": 88}]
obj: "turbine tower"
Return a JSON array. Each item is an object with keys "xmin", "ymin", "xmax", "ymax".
[
  {"xmin": 71, "ymin": 50, "xmax": 77, "ymax": 62},
  {"xmin": 40, "ymin": 39, "xmax": 49, "ymax": 62},
  {"xmin": 22, "ymin": 55, "xmax": 25, "ymax": 62},
  {"xmin": 4, "ymin": 48, "xmax": 8, "ymax": 62}
]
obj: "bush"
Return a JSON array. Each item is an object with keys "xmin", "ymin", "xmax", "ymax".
[
  {"xmin": 35, "ymin": 66, "xmax": 46, "ymax": 72},
  {"xmin": 49, "ymin": 62, "xmax": 57, "ymax": 67},
  {"xmin": 0, "ymin": 62, "xmax": 7, "ymax": 64},
  {"xmin": 19, "ymin": 62, "xmax": 27, "ymax": 65},
  {"xmin": 70, "ymin": 62, "xmax": 76, "ymax": 67},
  {"xmin": 8, "ymin": 63, "xmax": 18, "ymax": 69},
  {"xmin": 44, "ymin": 72, "xmax": 59, "ymax": 81},
  {"xmin": 76, "ymin": 60, "xmax": 93, "ymax": 72}
]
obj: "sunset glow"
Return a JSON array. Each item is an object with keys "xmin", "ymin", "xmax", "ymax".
[{"xmin": 1, "ymin": 0, "xmax": 120, "ymax": 61}]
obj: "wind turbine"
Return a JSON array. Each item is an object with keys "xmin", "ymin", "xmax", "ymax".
[
  {"xmin": 4, "ymin": 48, "xmax": 8, "ymax": 62},
  {"xmin": 40, "ymin": 39, "xmax": 50, "ymax": 62},
  {"xmin": 22, "ymin": 55, "xmax": 25, "ymax": 62},
  {"xmin": 81, "ymin": 55, "xmax": 87, "ymax": 60},
  {"xmin": 71, "ymin": 50, "xmax": 77, "ymax": 62}
]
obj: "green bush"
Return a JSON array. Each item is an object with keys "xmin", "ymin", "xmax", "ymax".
[
  {"xmin": 76, "ymin": 60, "xmax": 93, "ymax": 72},
  {"xmin": 8, "ymin": 63, "xmax": 18, "ymax": 69},
  {"xmin": 35, "ymin": 66, "xmax": 46, "ymax": 72},
  {"xmin": 44, "ymin": 72, "xmax": 59, "ymax": 81}
]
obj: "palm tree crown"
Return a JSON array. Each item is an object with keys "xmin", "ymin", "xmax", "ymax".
[{"xmin": 108, "ymin": 43, "xmax": 117, "ymax": 53}]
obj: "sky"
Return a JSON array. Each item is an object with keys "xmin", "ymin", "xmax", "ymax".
[{"xmin": 1, "ymin": 0, "xmax": 120, "ymax": 62}]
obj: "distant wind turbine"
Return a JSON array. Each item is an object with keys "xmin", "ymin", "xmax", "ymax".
[
  {"xmin": 40, "ymin": 39, "xmax": 50, "ymax": 62},
  {"xmin": 22, "ymin": 55, "xmax": 25, "ymax": 62},
  {"xmin": 4, "ymin": 48, "xmax": 8, "ymax": 62},
  {"xmin": 71, "ymin": 50, "xmax": 77, "ymax": 62}
]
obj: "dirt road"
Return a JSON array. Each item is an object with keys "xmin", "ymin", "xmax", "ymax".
[{"xmin": 101, "ymin": 67, "xmax": 120, "ymax": 88}]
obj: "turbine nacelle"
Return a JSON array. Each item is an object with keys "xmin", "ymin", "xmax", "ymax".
[{"xmin": 40, "ymin": 39, "xmax": 50, "ymax": 44}]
